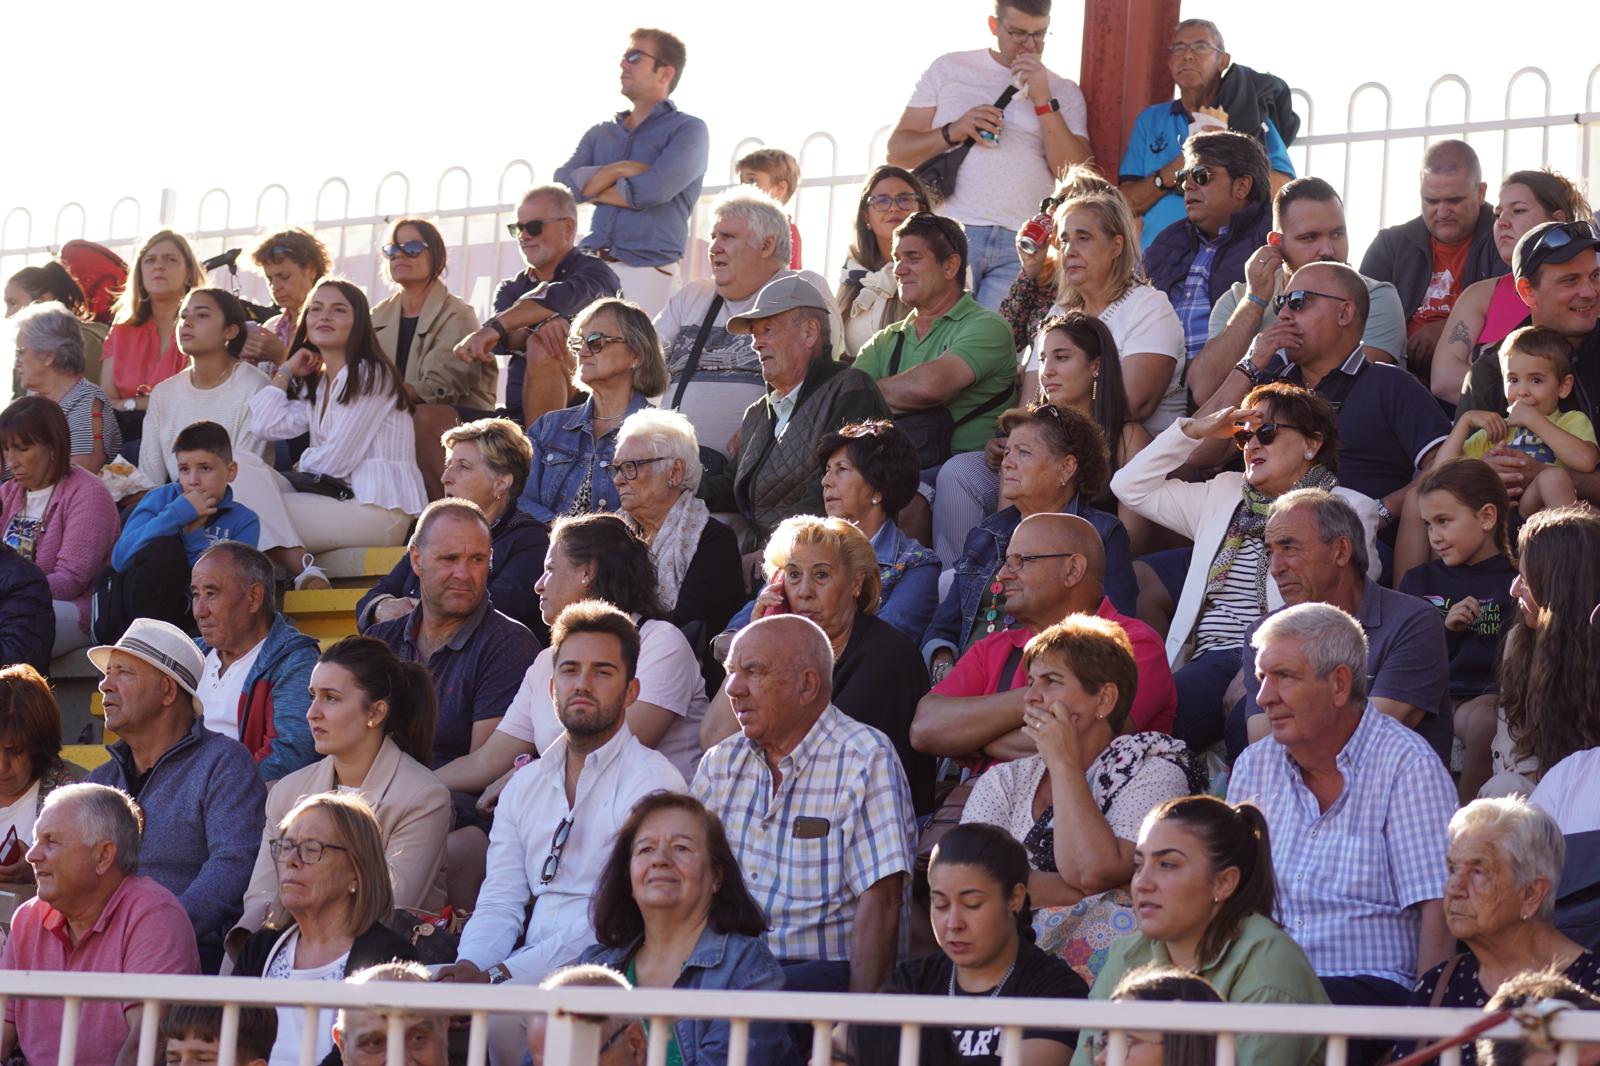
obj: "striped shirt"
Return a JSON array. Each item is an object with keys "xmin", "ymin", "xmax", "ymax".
[
  {"xmin": 1193, "ymin": 536, "xmax": 1266, "ymax": 654},
  {"xmin": 59, "ymin": 377, "xmax": 123, "ymax": 462},
  {"xmin": 692, "ymin": 705, "xmax": 917, "ymax": 963},
  {"xmin": 1226, "ymin": 705, "xmax": 1455, "ymax": 987}
]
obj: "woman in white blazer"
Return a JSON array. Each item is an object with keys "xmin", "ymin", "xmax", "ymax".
[{"xmin": 1110, "ymin": 383, "xmax": 1379, "ymax": 754}]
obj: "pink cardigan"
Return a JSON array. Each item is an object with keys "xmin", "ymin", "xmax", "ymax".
[{"xmin": 0, "ymin": 466, "xmax": 119, "ymax": 632}]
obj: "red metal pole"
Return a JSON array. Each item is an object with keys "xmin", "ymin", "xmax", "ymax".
[{"xmin": 1078, "ymin": 0, "xmax": 1183, "ymax": 174}]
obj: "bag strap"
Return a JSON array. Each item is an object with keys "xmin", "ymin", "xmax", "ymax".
[
  {"xmin": 991, "ymin": 85, "xmax": 1021, "ymax": 111},
  {"xmin": 888, "ymin": 332, "xmax": 907, "ymax": 375},
  {"xmin": 953, "ymin": 378, "xmax": 1015, "ymax": 428},
  {"xmin": 1428, "ymin": 954, "xmax": 1466, "ymax": 1009},
  {"xmin": 671, "ymin": 295, "xmax": 725, "ymax": 410},
  {"xmin": 996, "ymin": 642, "xmax": 1028, "ymax": 692}
]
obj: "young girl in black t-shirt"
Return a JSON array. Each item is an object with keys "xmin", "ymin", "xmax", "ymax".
[{"xmin": 1396, "ymin": 458, "xmax": 1517, "ymax": 802}]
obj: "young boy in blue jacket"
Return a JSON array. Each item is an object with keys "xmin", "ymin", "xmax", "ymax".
[{"xmin": 95, "ymin": 421, "xmax": 260, "ymax": 639}]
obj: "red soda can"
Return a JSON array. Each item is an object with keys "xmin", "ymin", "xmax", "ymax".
[{"xmin": 1018, "ymin": 212, "xmax": 1054, "ymax": 255}]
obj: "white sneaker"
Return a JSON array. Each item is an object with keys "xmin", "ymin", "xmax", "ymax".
[{"xmin": 293, "ymin": 554, "xmax": 331, "ymax": 591}]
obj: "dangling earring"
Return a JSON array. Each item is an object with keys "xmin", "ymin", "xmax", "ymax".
[{"xmin": 1091, "ymin": 375, "xmax": 1098, "ymax": 402}]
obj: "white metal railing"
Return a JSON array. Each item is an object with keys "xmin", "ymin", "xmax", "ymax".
[{"xmin": 4, "ymin": 971, "xmax": 1600, "ymax": 1066}]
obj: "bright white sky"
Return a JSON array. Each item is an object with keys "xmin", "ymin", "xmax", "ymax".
[{"xmin": 2, "ymin": 0, "xmax": 1595, "ymax": 288}]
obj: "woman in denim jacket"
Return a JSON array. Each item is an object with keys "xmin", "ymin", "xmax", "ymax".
[
  {"xmin": 518, "ymin": 298, "xmax": 669, "ymax": 522},
  {"xmin": 576, "ymin": 792, "xmax": 791, "ymax": 1066}
]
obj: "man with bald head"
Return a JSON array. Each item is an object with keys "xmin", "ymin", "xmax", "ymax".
[
  {"xmin": 1360, "ymin": 139, "xmax": 1507, "ymax": 372},
  {"xmin": 911, "ymin": 513, "xmax": 1175, "ymax": 765},
  {"xmin": 692, "ymin": 614, "xmax": 917, "ymax": 995},
  {"xmin": 1199, "ymin": 260, "xmax": 1451, "ymax": 517}
]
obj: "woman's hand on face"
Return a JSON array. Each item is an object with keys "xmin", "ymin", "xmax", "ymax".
[
  {"xmin": 1022, "ymin": 699, "xmax": 1085, "ymax": 770},
  {"xmin": 984, "ymin": 435, "xmax": 1009, "ymax": 472},
  {"xmin": 750, "ymin": 573, "xmax": 790, "ymax": 620},
  {"xmin": 283, "ymin": 347, "xmax": 322, "ymax": 379},
  {"xmin": 1184, "ymin": 405, "xmax": 1255, "ymax": 442}
]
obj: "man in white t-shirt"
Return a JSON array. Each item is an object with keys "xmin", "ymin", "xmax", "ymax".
[
  {"xmin": 887, "ymin": 0, "xmax": 1090, "ymax": 311},
  {"xmin": 654, "ymin": 186, "xmax": 842, "ymax": 463}
]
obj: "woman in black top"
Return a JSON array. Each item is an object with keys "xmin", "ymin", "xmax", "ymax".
[{"xmin": 850, "ymin": 823, "xmax": 1087, "ymax": 1066}]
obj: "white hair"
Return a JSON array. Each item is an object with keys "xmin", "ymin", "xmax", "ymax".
[
  {"xmin": 1251, "ymin": 602, "xmax": 1370, "ymax": 705},
  {"xmin": 11, "ymin": 301, "xmax": 86, "ymax": 375},
  {"xmin": 43, "ymin": 783, "xmax": 143, "ymax": 874},
  {"xmin": 1450, "ymin": 797, "xmax": 1567, "ymax": 921},
  {"xmin": 711, "ymin": 186, "xmax": 792, "ymax": 266},
  {"xmin": 615, "ymin": 408, "xmax": 703, "ymax": 493}
]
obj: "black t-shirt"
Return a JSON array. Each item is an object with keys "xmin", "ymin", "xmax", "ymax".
[
  {"xmin": 834, "ymin": 610, "xmax": 935, "ymax": 816},
  {"xmin": 854, "ymin": 941, "xmax": 1088, "ymax": 1065},
  {"xmin": 1398, "ymin": 554, "xmax": 1517, "ymax": 698},
  {"xmin": 394, "ymin": 315, "xmax": 420, "ymax": 377}
]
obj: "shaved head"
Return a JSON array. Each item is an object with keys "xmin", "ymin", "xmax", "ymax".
[
  {"xmin": 738, "ymin": 614, "xmax": 835, "ymax": 697},
  {"xmin": 1293, "ymin": 261, "xmax": 1370, "ymax": 325},
  {"xmin": 1012, "ymin": 512, "xmax": 1106, "ymax": 584}
]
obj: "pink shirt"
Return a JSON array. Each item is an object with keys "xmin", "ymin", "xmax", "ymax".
[
  {"xmin": 2, "ymin": 875, "xmax": 200, "ymax": 1065},
  {"xmin": 933, "ymin": 597, "xmax": 1178, "ymax": 760},
  {"xmin": 104, "ymin": 319, "xmax": 189, "ymax": 397}
]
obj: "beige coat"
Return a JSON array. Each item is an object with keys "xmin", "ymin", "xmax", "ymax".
[
  {"xmin": 233, "ymin": 736, "xmax": 451, "ymax": 936},
  {"xmin": 371, "ymin": 281, "xmax": 491, "ymax": 408}
]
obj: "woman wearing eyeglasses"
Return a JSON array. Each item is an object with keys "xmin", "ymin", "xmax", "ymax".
[
  {"xmin": 229, "ymin": 635, "xmax": 447, "ymax": 960},
  {"xmin": 836, "ymin": 166, "xmax": 932, "ymax": 359},
  {"xmin": 517, "ymin": 297, "xmax": 669, "ymax": 523},
  {"xmin": 371, "ymin": 216, "xmax": 489, "ymax": 410},
  {"xmin": 231, "ymin": 791, "xmax": 422, "ymax": 1066},
  {"xmin": 1109, "ymin": 382, "xmax": 1379, "ymax": 752}
]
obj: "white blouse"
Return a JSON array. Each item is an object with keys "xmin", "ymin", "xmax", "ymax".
[{"xmin": 138, "ymin": 363, "xmax": 273, "ymax": 486}]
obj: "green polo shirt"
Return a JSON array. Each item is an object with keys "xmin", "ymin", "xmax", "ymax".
[
  {"xmin": 1069, "ymin": 913, "xmax": 1330, "ymax": 1066},
  {"xmin": 855, "ymin": 293, "xmax": 1017, "ymax": 455}
]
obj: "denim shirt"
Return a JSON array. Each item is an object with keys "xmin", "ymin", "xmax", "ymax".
[
  {"xmin": 921, "ymin": 500, "xmax": 1137, "ymax": 660},
  {"xmin": 723, "ymin": 518, "xmax": 942, "ymax": 644},
  {"xmin": 518, "ymin": 391, "xmax": 653, "ymax": 523},
  {"xmin": 577, "ymin": 928, "xmax": 792, "ymax": 1066},
  {"xmin": 554, "ymin": 100, "xmax": 710, "ymax": 267}
]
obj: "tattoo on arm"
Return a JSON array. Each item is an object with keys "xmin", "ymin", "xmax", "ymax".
[{"xmin": 1448, "ymin": 321, "xmax": 1472, "ymax": 347}]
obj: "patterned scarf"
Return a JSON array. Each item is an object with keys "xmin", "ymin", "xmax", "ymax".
[
  {"xmin": 624, "ymin": 488, "xmax": 710, "ymax": 612},
  {"xmin": 1204, "ymin": 464, "xmax": 1338, "ymax": 601}
]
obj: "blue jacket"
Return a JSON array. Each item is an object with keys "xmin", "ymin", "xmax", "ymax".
[
  {"xmin": 921, "ymin": 500, "xmax": 1136, "ymax": 659},
  {"xmin": 1145, "ymin": 199, "xmax": 1274, "ymax": 311},
  {"xmin": 89, "ymin": 718, "xmax": 266, "ymax": 970},
  {"xmin": 198, "ymin": 613, "xmax": 320, "ymax": 783},
  {"xmin": 518, "ymin": 392, "xmax": 653, "ymax": 523},
  {"xmin": 112, "ymin": 482, "xmax": 259, "ymax": 571},
  {"xmin": 578, "ymin": 928, "xmax": 791, "ymax": 1066},
  {"xmin": 0, "ymin": 544, "xmax": 52, "ymax": 674}
]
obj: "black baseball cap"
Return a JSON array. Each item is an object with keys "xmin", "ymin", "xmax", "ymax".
[{"xmin": 1512, "ymin": 220, "xmax": 1600, "ymax": 282}]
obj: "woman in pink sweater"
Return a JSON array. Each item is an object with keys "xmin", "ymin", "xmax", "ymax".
[{"xmin": 0, "ymin": 397, "xmax": 120, "ymax": 657}]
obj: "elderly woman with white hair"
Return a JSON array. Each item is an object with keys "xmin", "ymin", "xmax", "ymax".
[
  {"xmin": 10, "ymin": 301, "xmax": 123, "ymax": 470},
  {"xmin": 612, "ymin": 408, "xmax": 744, "ymax": 637},
  {"xmin": 1392, "ymin": 797, "xmax": 1600, "ymax": 1065}
]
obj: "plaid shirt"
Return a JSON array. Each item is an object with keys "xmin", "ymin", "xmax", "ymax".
[
  {"xmin": 692, "ymin": 705, "xmax": 917, "ymax": 962},
  {"xmin": 1174, "ymin": 227, "xmax": 1227, "ymax": 360},
  {"xmin": 1227, "ymin": 705, "xmax": 1455, "ymax": 987}
]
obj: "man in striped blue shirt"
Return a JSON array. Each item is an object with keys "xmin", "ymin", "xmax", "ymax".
[
  {"xmin": 692, "ymin": 614, "xmax": 917, "ymax": 995},
  {"xmin": 1228, "ymin": 601, "xmax": 1456, "ymax": 1065}
]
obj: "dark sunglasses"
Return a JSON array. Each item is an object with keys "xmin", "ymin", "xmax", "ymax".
[
  {"xmin": 1175, "ymin": 164, "xmax": 1215, "ymax": 187},
  {"xmin": 623, "ymin": 47, "xmax": 661, "ymax": 65},
  {"xmin": 1525, "ymin": 220, "xmax": 1600, "ymax": 258},
  {"xmin": 1232, "ymin": 422, "xmax": 1305, "ymax": 449},
  {"xmin": 540, "ymin": 817, "xmax": 572, "ymax": 884},
  {"xmin": 381, "ymin": 240, "xmax": 427, "ymax": 259},
  {"xmin": 570, "ymin": 330, "xmax": 625, "ymax": 355},
  {"xmin": 865, "ymin": 192, "xmax": 924, "ymax": 213},
  {"xmin": 1273, "ymin": 289, "xmax": 1348, "ymax": 313},
  {"xmin": 506, "ymin": 218, "xmax": 566, "ymax": 239}
]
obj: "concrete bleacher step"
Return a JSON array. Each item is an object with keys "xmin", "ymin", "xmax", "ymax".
[
  {"xmin": 280, "ymin": 545, "xmax": 404, "ymax": 646},
  {"xmin": 316, "ymin": 546, "xmax": 406, "ymax": 583}
]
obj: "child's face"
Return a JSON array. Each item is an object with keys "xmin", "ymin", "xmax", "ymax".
[
  {"xmin": 738, "ymin": 168, "xmax": 790, "ymax": 205},
  {"xmin": 164, "ymin": 1036, "xmax": 266, "ymax": 1066},
  {"xmin": 176, "ymin": 449, "xmax": 235, "ymax": 501},
  {"xmin": 1419, "ymin": 489, "xmax": 1497, "ymax": 567},
  {"xmin": 1503, "ymin": 349, "xmax": 1573, "ymax": 414}
]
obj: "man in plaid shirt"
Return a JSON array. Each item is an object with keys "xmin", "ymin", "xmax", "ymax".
[{"xmin": 693, "ymin": 614, "xmax": 917, "ymax": 994}]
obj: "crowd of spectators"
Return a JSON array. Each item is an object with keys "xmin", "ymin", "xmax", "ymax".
[{"xmin": 5, "ymin": 6, "xmax": 1600, "ymax": 1066}]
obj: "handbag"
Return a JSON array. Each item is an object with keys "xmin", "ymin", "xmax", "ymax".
[
  {"xmin": 913, "ymin": 85, "xmax": 1020, "ymax": 204},
  {"xmin": 284, "ymin": 470, "xmax": 354, "ymax": 501},
  {"xmin": 887, "ymin": 333, "xmax": 1016, "ymax": 468}
]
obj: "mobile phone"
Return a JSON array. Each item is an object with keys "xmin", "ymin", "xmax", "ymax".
[{"xmin": 0, "ymin": 826, "xmax": 23, "ymax": 866}]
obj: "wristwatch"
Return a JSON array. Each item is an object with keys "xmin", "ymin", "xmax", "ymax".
[
  {"xmin": 487, "ymin": 963, "xmax": 513, "ymax": 985},
  {"xmin": 1376, "ymin": 500, "xmax": 1395, "ymax": 528},
  {"xmin": 485, "ymin": 318, "xmax": 509, "ymax": 346},
  {"xmin": 1153, "ymin": 170, "xmax": 1168, "ymax": 190},
  {"xmin": 1033, "ymin": 98, "xmax": 1060, "ymax": 116},
  {"xmin": 120, "ymin": 398, "xmax": 137, "ymax": 412}
]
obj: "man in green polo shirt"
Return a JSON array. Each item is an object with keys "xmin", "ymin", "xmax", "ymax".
[{"xmin": 855, "ymin": 213, "xmax": 1018, "ymax": 458}]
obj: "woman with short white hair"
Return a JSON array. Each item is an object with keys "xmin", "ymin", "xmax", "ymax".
[
  {"xmin": 613, "ymin": 408, "xmax": 743, "ymax": 637},
  {"xmin": 1394, "ymin": 797, "xmax": 1600, "ymax": 1065},
  {"xmin": 10, "ymin": 302, "xmax": 122, "ymax": 470}
]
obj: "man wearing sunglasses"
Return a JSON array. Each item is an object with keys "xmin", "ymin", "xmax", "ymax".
[
  {"xmin": 1118, "ymin": 18, "xmax": 1298, "ymax": 253},
  {"xmin": 1359, "ymin": 140, "xmax": 1507, "ymax": 373},
  {"xmin": 453, "ymin": 185, "xmax": 621, "ymax": 426},
  {"xmin": 1146, "ymin": 129, "xmax": 1276, "ymax": 366},
  {"xmin": 1188, "ymin": 177, "xmax": 1407, "ymax": 403},
  {"xmin": 1457, "ymin": 220, "xmax": 1600, "ymax": 505},
  {"xmin": 552, "ymin": 29, "xmax": 707, "ymax": 319},
  {"xmin": 885, "ymin": 0, "xmax": 1090, "ymax": 310},
  {"xmin": 439, "ymin": 603, "xmax": 684, "ymax": 1065}
]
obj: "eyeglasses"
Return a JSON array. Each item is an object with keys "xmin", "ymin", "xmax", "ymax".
[
  {"xmin": 622, "ymin": 48, "xmax": 661, "ymax": 65},
  {"xmin": 1168, "ymin": 41, "xmax": 1219, "ymax": 58},
  {"xmin": 1273, "ymin": 289, "xmax": 1349, "ymax": 313},
  {"xmin": 1175, "ymin": 165, "xmax": 1215, "ymax": 188},
  {"xmin": 865, "ymin": 193, "xmax": 924, "ymax": 213},
  {"xmin": 1001, "ymin": 551, "xmax": 1079, "ymax": 572},
  {"xmin": 1086, "ymin": 1032, "xmax": 1165, "ymax": 1056},
  {"xmin": 1232, "ymin": 422, "xmax": 1306, "ymax": 449},
  {"xmin": 570, "ymin": 330, "xmax": 626, "ymax": 355},
  {"xmin": 381, "ymin": 240, "xmax": 427, "ymax": 260},
  {"xmin": 997, "ymin": 22, "xmax": 1050, "ymax": 46},
  {"xmin": 269, "ymin": 837, "xmax": 349, "ymax": 865},
  {"xmin": 603, "ymin": 456, "xmax": 668, "ymax": 481},
  {"xmin": 540, "ymin": 817, "xmax": 572, "ymax": 884},
  {"xmin": 506, "ymin": 218, "xmax": 571, "ymax": 239}
]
